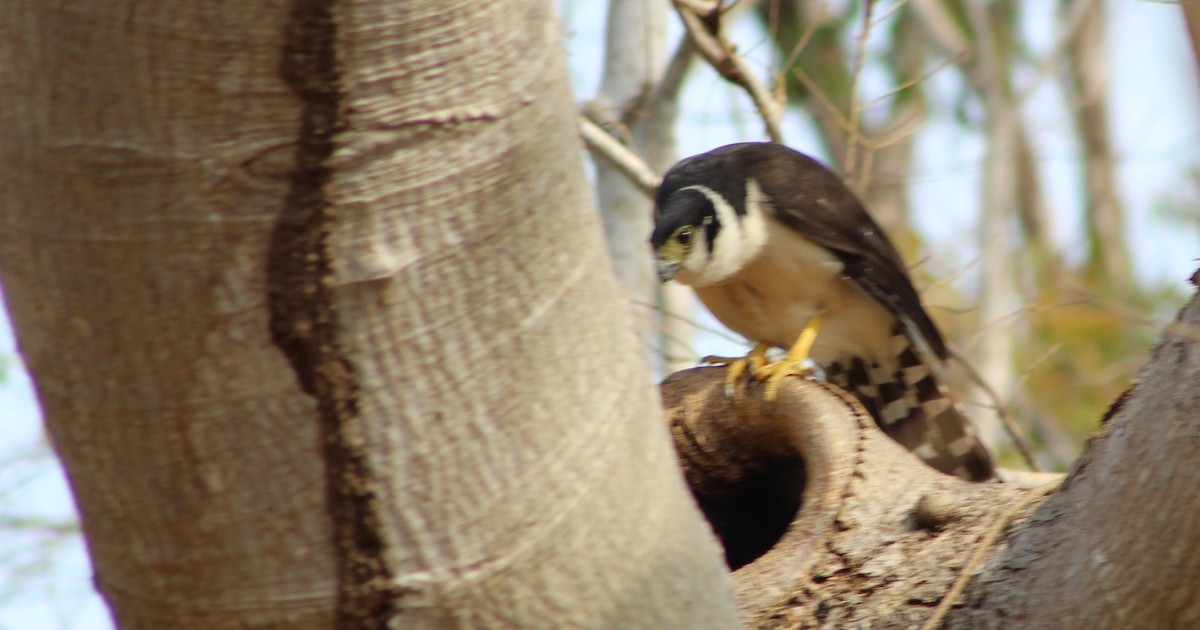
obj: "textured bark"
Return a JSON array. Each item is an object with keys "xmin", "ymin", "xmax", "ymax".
[
  {"xmin": 310, "ymin": 1, "xmax": 737, "ymax": 627},
  {"xmin": 947, "ymin": 281, "xmax": 1200, "ymax": 628},
  {"xmin": 0, "ymin": 0, "xmax": 739, "ymax": 627},
  {"xmin": 268, "ymin": 0, "xmax": 391, "ymax": 622},
  {"xmin": 0, "ymin": 1, "xmax": 331, "ymax": 627},
  {"xmin": 662, "ymin": 370, "xmax": 1033, "ymax": 627}
]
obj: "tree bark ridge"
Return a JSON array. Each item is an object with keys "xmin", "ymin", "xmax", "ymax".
[
  {"xmin": 0, "ymin": 1, "xmax": 335, "ymax": 626},
  {"xmin": 322, "ymin": 1, "xmax": 740, "ymax": 627},
  {"xmin": 661, "ymin": 369, "xmax": 1034, "ymax": 627}
]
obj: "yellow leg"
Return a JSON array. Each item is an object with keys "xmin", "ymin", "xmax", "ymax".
[
  {"xmin": 702, "ymin": 342, "xmax": 771, "ymax": 398},
  {"xmin": 754, "ymin": 315, "xmax": 826, "ymax": 402}
]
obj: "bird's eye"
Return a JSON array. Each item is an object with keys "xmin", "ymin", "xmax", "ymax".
[{"xmin": 677, "ymin": 229, "xmax": 693, "ymax": 245}]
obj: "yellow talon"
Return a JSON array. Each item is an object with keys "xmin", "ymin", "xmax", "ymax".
[
  {"xmin": 702, "ymin": 342, "xmax": 771, "ymax": 398},
  {"xmin": 754, "ymin": 315, "xmax": 825, "ymax": 402}
]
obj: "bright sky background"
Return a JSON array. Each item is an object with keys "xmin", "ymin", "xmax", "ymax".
[{"xmin": 1, "ymin": 2, "xmax": 1197, "ymax": 627}]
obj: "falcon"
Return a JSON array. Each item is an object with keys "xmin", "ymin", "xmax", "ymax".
[{"xmin": 650, "ymin": 142, "xmax": 993, "ymax": 481}]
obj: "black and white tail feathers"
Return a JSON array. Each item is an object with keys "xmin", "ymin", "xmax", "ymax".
[{"xmin": 823, "ymin": 324, "xmax": 994, "ymax": 482}]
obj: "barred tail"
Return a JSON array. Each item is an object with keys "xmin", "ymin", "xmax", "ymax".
[{"xmin": 823, "ymin": 329, "xmax": 994, "ymax": 482}]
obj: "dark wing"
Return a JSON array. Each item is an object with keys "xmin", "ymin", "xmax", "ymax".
[{"xmin": 746, "ymin": 144, "xmax": 949, "ymax": 360}]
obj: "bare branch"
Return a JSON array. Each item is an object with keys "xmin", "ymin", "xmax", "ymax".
[
  {"xmin": 951, "ymin": 347, "xmax": 1043, "ymax": 472},
  {"xmin": 908, "ymin": 0, "xmax": 970, "ymax": 57},
  {"xmin": 0, "ymin": 515, "xmax": 80, "ymax": 536},
  {"xmin": 868, "ymin": 0, "xmax": 913, "ymax": 29},
  {"xmin": 864, "ymin": 51, "xmax": 964, "ymax": 109},
  {"xmin": 790, "ymin": 66, "xmax": 851, "ymax": 131},
  {"xmin": 674, "ymin": 0, "xmax": 718, "ymax": 14},
  {"xmin": 671, "ymin": 0, "xmax": 784, "ymax": 143},
  {"xmin": 1064, "ymin": 0, "xmax": 1131, "ymax": 289},
  {"xmin": 579, "ymin": 116, "xmax": 660, "ymax": 198},
  {"xmin": 842, "ymin": 0, "xmax": 876, "ymax": 191},
  {"xmin": 860, "ymin": 110, "xmax": 924, "ymax": 151},
  {"xmin": 776, "ymin": 4, "xmax": 827, "ymax": 86}
]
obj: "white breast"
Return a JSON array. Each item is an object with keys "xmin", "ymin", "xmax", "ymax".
[{"xmin": 691, "ymin": 211, "xmax": 899, "ymax": 369}]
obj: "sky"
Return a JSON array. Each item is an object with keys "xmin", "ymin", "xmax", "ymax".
[{"xmin": 1, "ymin": 1, "xmax": 1198, "ymax": 627}]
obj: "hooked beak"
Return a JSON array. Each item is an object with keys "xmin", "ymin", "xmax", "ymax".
[{"xmin": 656, "ymin": 259, "xmax": 680, "ymax": 283}]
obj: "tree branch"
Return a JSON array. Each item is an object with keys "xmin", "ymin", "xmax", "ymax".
[
  {"xmin": 579, "ymin": 116, "xmax": 660, "ymax": 198},
  {"xmin": 951, "ymin": 346, "xmax": 1043, "ymax": 472},
  {"xmin": 671, "ymin": 0, "xmax": 783, "ymax": 143},
  {"xmin": 661, "ymin": 368, "xmax": 1035, "ymax": 624}
]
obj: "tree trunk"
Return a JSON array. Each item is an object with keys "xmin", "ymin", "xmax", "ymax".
[
  {"xmin": 947, "ymin": 276, "xmax": 1200, "ymax": 628},
  {"xmin": 0, "ymin": 0, "xmax": 738, "ymax": 627},
  {"xmin": 0, "ymin": 1, "xmax": 331, "ymax": 626}
]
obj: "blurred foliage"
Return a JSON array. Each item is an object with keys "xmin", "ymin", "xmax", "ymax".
[{"xmin": 1017, "ymin": 279, "xmax": 1182, "ymax": 468}]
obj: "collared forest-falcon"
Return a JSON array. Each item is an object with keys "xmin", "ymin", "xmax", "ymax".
[{"xmin": 650, "ymin": 142, "xmax": 993, "ymax": 482}]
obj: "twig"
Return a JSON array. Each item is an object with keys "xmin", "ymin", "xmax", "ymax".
[
  {"xmin": 861, "ymin": 110, "xmax": 924, "ymax": 151},
  {"xmin": 778, "ymin": 4, "xmax": 826, "ymax": 77},
  {"xmin": 674, "ymin": 0, "xmax": 718, "ymax": 14},
  {"xmin": 912, "ymin": 0, "xmax": 1097, "ymax": 109},
  {"xmin": 950, "ymin": 346, "xmax": 1043, "ymax": 472},
  {"xmin": 579, "ymin": 117, "xmax": 660, "ymax": 198},
  {"xmin": 791, "ymin": 66, "xmax": 851, "ymax": 130},
  {"xmin": 919, "ymin": 480, "xmax": 1061, "ymax": 630},
  {"xmin": 869, "ymin": 0, "xmax": 913, "ymax": 29},
  {"xmin": 0, "ymin": 515, "xmax": 80, "ymax": 536},
  {"xmin": 671, "ymin": 0, "xmax": 783, "ymax": 143},
  {"xmin": 842, "ymin": 0, "xmax": 876, "ymax": 191},
  {"xmin": 865, "ymin": 52, "xmax": 965, "ymax": 109},
  {"xmin": 633, "ymin": 298, "xmax": 747, "ymax": 345},
  {"xmin": 908, "ymin": 0, "xmax": 971, "ymax": 58},
  {"xmin": 1012, "ymin": 342, "xmax": 1064, "ymax": 391}
]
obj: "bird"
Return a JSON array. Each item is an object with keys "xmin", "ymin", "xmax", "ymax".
[{"xmin": 649, "ymin": 142, "xmax": 993, "ymax": 481}]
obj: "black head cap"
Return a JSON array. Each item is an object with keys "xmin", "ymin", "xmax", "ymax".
[
  {"xmin": 654, "ymin": 143, "xmax": 762, "ymax": 218},
  {"xmin": 652, "ymin": 143, "xmax": 782, "ymax": 253},
  {"xmin": 649, "ymin": 187, "xmax": 718, "ymax": 251}
]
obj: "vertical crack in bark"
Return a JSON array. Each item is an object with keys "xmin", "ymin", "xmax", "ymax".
[{"xmin": 268, "ymin": 0, "xmax": 401, "ymax": 626}]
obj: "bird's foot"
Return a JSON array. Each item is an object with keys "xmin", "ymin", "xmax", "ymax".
[
  {"xmin": 754, "ymin": 314, "xmax": 827, "ymax": 402},
  {"xmin": 752, "ymin": 357, "xmax": 816, "ymax": 402},
  {"xmin": 701, "ymin": 343, "xmax": 771, "ymax": 398}
]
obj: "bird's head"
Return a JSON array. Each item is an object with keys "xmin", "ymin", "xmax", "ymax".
[
  {"xmin": 650, "ymin": 145, "xmax": 771, "ymax": 287},
  {"xmin": 649, "ymin": 187, "xmax": 718, "ymax": 285}
]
